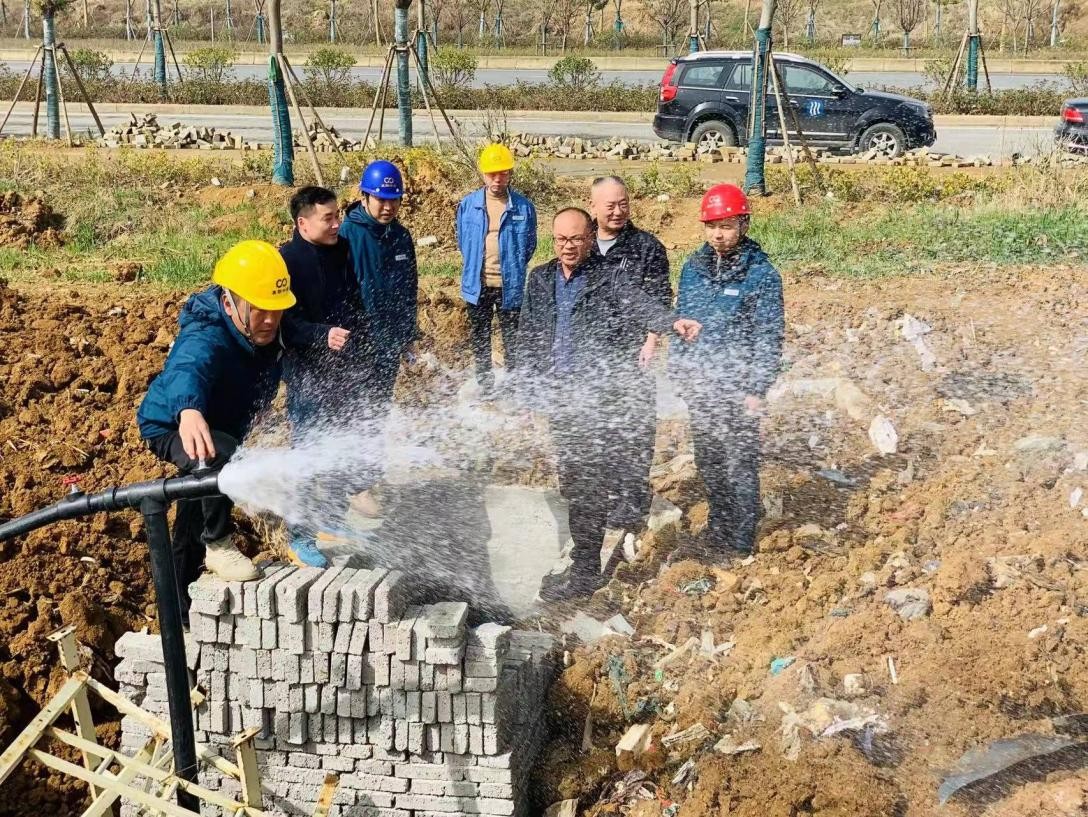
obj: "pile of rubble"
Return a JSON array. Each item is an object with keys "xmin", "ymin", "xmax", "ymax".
[
  {"xmin": 97, "ymin": 114, "xmax": 365, "ymax": 153},
  {"xmin": 505, "ymin": 132, "xmax": 1088, "ymax": 168}
]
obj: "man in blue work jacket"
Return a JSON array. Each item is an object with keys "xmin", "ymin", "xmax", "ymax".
[
  {"xmin": 671, "ymin": 184, "xmax": 785, "ymax": 557},
  {"xmin": 137, "ymin": 240, "xmax": 295, "ymax": 615},
  {"xmin": 456, "ymin": 143, "xmax": 537, "ymax": 394},
  {"xmin": 338, "ymin": 160, "xmax": 418, "ymax": 515}
]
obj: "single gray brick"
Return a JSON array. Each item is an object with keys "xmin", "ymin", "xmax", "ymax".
[
  {"xmin": 331, "ymin": 653, "xmax": 347, "ymax": 688},
  {"xmin": 307, "ymin": 566, "xmax": 345, "ymax": 622},
  {"xmin": 421, "ymin": 692, "xmax": 437, "ymax": 724},
  {"xmin": 462, "ymin": 766, "xmax": 513, "ymax": 784},
  {"xmin": 390, "ymin": 659, "xmax": 405, "ymax": 690},
  {"xmin": 216, "ymin": 615, "xmax": 234, "ymax": 645},
  {"xmin": 404, "ymin": 661, "xmax": 421, "ymax": 692},
  {"xmin": 314, "ymin": 651, "xmax": 331, "ymax": 684},
  {"xmin": 290, "ymin": 752, "xmax": 321, "ymax": 769},
  {"xmin": 465, "ymin": 693, "xmax": 481, "ymax": 725},
  {"xmin": 323, "ymin": 568, "xmax": 356, "ymax": 622},
  {"xmin": 348, "ymin": 569, "xmax": 388, "ymax": 622},
  {"xmin": 368, "ymin": 716, "xmax": 394, "ymax": 750},
  {"xmin": 408, "ymin": 722, "xmax": 425, "ymax": 754},
  {"xmin": 406, "ymin": 691, "xmax": 422, "ymax": 722},
  {"xmin": 425, "ymin": 645, "xmax": 465, "ymax": 666},
  {"xmin": 480, "ymin": 693, "xmax": 497, "ymax": 725},
  {"xmin": 425, "ymin": 725, "xmax": 442, "ymax": 753},
  {"xmin": 447, "ymin": 781, "xmax": 480, "ymax": 798},
  {"xmin": 446, "ymin": 666, "xmax": 463, "ymax": 694},
  {"xmin": 419, "ymin": 663, "xmax": 435, "ymax": 692},
  {"xmin": 248, "ymin": 679, "xmax": 265, "ymax": 709},
  {"xmin": 379, "ymin": 688, "xmax": 394, "ymax": 716},
  {"xmin": 464, "ymin": 676, "xmax": 498, "ymax": 693},
  {"xmin": 261, "ymin": 618, "xmax": 278, "ymax": 650},
  {"xmin": 418, "ymin": 602, "xmax": 469, "ymax": 640},
  {"xmin": 317, "ymin": 622, "xmax": 336, "ymax": 652},
  {"xmin": 280, "ymin": 619, "xmax": 307, "ymax": 655},
  {"xmin": 324, "ymin": 712, "xmax": 338, "ymax": 743},
  {"xmin": 395, "ymin": 718, "xmax": 409, "ymax": 752},
  {"xmin": 373, "ymin": 571, "xmax": 407, "ymax": 623},
  {"xmin": 308, "ymin": 712, "xmax": 324, "ymax": 743},
  {"xmin": 277, "ymin": 567, "xmax": 323, "ymax": 623},
  {"xmin": 257, "ymin": 565, "xmax": 296, "ymax": 619},
  {"xmin": 364, "ymin": 653, "xmax": 390, "ymax": 687},
  {"xmin": 304, "ymin": 684, "xmax": 320, "ymax": 714},
  {"xmin": 482, "ymin": 725, "xmax": 499, "ymax": 755},
  {"xmin": 452, "ymin": 694, "xmax": 467, "ymax": 725},
  {"xmin": 323, "ymin": 753, "xmax": 356, "ymax": 772},
  {"xmin": 333, "ymin": 621, "xmax": 353, "ymax": 654},
  {"xmin": 393, "ymin": 690, "xmax": 408, "ymax": 720},
  {"xmin": 342, "ymin": 744, "xmax": 374, "ymax": 760},
  {"xmin": 395, "ymin": 611, "xmax": 420, "ymax": 662},
  {"xmin": 321, "ymin": 685, "xmax": 337, "ymax": 716},
  {"xmin": 469, "ymin": 724, "xmax": 483, "ymax": 756},
  {"xmin": 395, "ymin": 762, "xmax": 460, "ymax": 781},
  {"xmin": 350, "ymin": 689, "xmax": 367, "ymax": 719},
  {"xmin": 464, "ymin": 661, "xmax": 500, "ymax": 679},
  {"xmin": 436, "ymin": 692, "xmax": 452, "ymax": 723},
  {"xmin": 346, "ymin": 655, "xmax": 364, "ymax": 691},
  {"xmin": 476, "ymin": 782, "xmax": 514, "ymax": 799},
  {"xmin": 349, "ymin": 621, "xmax": 369, "ymax": 655},
  {"xmin": 282, "ymin": 652, "xmax": 301, "ymax": 684},
  {"xmin": 288, "ymin": 685, "xmax": 304, "ymax": 712},
  {"xmin": 368, "ymin": 621, "xmax": 385, "ymax": 654},
  {"xmin": 300, "ymin": 653, "xmax": 315, "ymax": 685}
]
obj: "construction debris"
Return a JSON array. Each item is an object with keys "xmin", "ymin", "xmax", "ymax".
[{"xmin": 615, "ymin": 724, "xmax": 653, "ymax": 771}]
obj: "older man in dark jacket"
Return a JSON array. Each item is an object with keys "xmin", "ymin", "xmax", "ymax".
[{"xmin": 518, "ymin": 207, "xmax": 701, "ymax": 600}]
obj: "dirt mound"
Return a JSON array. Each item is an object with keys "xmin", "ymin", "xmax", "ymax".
[
  {"xmin": 536, "ymin": 264, "xmax": 1088, "ymax": 817},
  {"xmin": 0, "ymin": 192, "xmax": 63, "ymax": 249}
]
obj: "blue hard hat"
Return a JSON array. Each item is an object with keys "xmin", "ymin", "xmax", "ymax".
[{"xmin": 360, "ymin": 160, "xmax": 404, "ymax": 200}]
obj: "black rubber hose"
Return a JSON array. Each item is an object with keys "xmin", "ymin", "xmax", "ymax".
[{"xmin": 0, "ymin": 471, "xmax": 222, "ymax": 541}]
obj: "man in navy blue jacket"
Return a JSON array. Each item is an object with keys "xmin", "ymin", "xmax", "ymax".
[
  {"xmin": 280, "ymin": 186, "xmax": 363, "ymax": 568},
  {"xmin": 138, "ymin": 240, "xmax": 295, "ymax": 613},
  {"xmin": 338, "ymin": 160, "xmax": 418, "ymax": 511},
  {"xmin": 456, "ymin": 143, "xmax": 537, "ymax": 393},
  {"xmin": 671, "ymin": 184, "xmax": 785, "ymax": 557}
]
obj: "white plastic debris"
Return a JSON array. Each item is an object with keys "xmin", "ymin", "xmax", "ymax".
[
  {"xmin": 868, "ymin": 415, "xmax": 899, "ymax": 455},
  {"xmin": 714, "ymin": 735, "xmax": 762, "ymax": 755},
  {"xmin": 622, "ymin": 533, "xmax": 638, "ymax": 563},
  {"xmin": 417, "ymin": 235, "xmax": 439, "ymax": 247},
  {"xmin": 1071, "ymin": 488, "xmax": 1084, "ymax": 509},
  {"xmin": 899, "ymin": 313, "xmax": 937, "ymax": 371},
  {"xmin": 1028, "ymin": 625, "xmax": 1048, "ymax": 640},
  {"xmin": 604, "ymin": 614, "xmax": 636, "ymax": 638}
]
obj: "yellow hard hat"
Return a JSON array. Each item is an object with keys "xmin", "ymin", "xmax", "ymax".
[
  {"xmin": 478, "ymin": 143, "xmax": 515, "ymax": 174},
  {"xmin": 212, "ymin": 240, "xmax": 296, "ymax": 311}
]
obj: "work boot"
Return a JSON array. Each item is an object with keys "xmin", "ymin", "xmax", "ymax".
[
  {"xmin": 204, "ymin": 537, "xmax": 260, "ymax": 581},
  {"xmin": 288, "ymin": 535, "xmax": 330, "ymax": 569}
]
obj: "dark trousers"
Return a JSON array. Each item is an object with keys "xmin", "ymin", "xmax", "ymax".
[
  {"xmin": 550, "ymin": 404, "xmax": 647, "ymax": 590},
  {"xmin": 467, "ymin": 287, "xmax": 519, "ymax": 379},
  {"xmin": 686, "ymin": 395, "xmax": 761, "ymax": 555},
  {"xmin": 146, "ymin": 430, "xmax": 239, "ymax": 615}
]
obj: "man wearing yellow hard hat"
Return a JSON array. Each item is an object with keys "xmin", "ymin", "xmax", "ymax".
[
  {"xmin": 137, "ymin": 240, "xmax": 295, "ymax": 614},
  {"xmin": 455, "ymin": 142, "xmax": 537, "ymax": 396}
]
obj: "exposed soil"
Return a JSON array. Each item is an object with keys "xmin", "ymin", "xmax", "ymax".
[
  {"xmin": 2, "ymin": 182, "xmax": 1088, "ymax": 815},
  {"xmin": 534, "ymin": 264, "xmax": 1088, "ymax": 817},
  {"xmin": 0, "ymin": 192, "xmax": 63, "ymax": 249}
]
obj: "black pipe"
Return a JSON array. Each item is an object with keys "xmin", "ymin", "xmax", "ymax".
[
  {"xmin": 0, "ymin": 472, "xmax": 220, "ymax": 541},
  {"xmin": 141, "ymin": 496, "xmax": 200, "ymax": 812},
  {"xmin": 0, "ymin": 471, "xmax": 224, "ymax": 812}
]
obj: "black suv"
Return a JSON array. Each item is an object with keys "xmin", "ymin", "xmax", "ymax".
[{"xmin": 653, "ymin": 51, "xmax": 936, "ymax": 158}]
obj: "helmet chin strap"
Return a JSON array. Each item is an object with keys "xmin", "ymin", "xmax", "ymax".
[{"xmin": 223, "ymin": 289, "xmax": 254, "ymax": 340}]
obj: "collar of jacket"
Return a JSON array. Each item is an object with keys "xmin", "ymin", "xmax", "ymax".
[
  {"xmin": 345, "ymin": 200, "xmax": 392, "ymax": 237},
  {"xmin": 473, "ymin": 187, "xmax": 515, "ymax": 211},
  {"xmin": 693, "ymin": 237, "xmax": 763, "ymax": 283},
  {"xmin": 545, "ymin": 254, "xmax": 609, "ymax": 299}
]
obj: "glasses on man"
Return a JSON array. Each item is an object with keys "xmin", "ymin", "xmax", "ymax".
[{"xmin": 554, "ymin": 235, "xmax": 589, "ymax": 247}]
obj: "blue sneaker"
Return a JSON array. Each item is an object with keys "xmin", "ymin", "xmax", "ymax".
[{"xmin": 288, "ymin": 536, "xmax": 329, "ymax": 568}]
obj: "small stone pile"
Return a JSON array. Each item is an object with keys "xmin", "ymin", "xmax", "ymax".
[
  {"xmin": 98, "ymin": 113, "xmax": 263, "ymax": 150},
  {"xmin": 115, "ymin": 565, "xmax": 555, "ymax": 817}
]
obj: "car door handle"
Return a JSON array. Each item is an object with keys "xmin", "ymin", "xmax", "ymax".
[{"xmin": 724, "ymin": 95, "xmax": 739, "ymax": 102}]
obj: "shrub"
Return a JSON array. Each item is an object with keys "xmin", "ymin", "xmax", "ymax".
[
  {"xmin": 430, "ymin": 47, "xmax": 477, "ymax": 90},
  {"xmin": 822, "ymin": 55, "xmax": 850, "ymax": 77},
  {"xmin": 67, "ymin": 48, "xmax": 114, "ymax": 83},
  {"xmin": 548, "ymin": 55, "xmax": 601, "ymax": 90},
  {"xmin": 1066, "ymin": 62, "xmax": 1088, "ymax": 96},
  {"xmin": 303, "ymin": 47, "xmax": 356, "ymax": 91},
  {"xmin": 183, "ymin": 46, "xmax": 237, "ymax": 83}
]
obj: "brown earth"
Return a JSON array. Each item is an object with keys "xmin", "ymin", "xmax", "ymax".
[
  {"xmin": 0, "ymin": 192, "xmax": 63, "ymax": 250},
  {"xmin": 3, "ymin": 245, "xmax": 1088, "ymax": 815}
]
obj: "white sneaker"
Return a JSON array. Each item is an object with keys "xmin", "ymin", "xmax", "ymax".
[{"xmin": 204, "ymin": 537, "xmax": 260, "ymax": 582}]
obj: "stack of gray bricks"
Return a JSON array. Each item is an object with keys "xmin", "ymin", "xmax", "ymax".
[{"xmin": 115, "ymin": 565, "xmax": 555, "ymax": 817}]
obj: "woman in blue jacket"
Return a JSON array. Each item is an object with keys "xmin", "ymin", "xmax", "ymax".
[
  {"xmin": 455, "ymin": 143, "xmax": 537, "ymax": 394},
  {"xmin": 671, "ymin": 184, "xmax": 785, "ymax": 557}
]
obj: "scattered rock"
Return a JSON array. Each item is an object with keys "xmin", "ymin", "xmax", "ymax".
[
  {"xmin": 868, "ymin": 415, "xmax": 899, "ymax": 455},
  {"xmin": 843, "ymin": 673, "xmax": 867, "ymax": 698},
  {"xmin": 884, "ymin": 587, "xmax": 932, "ymax": 620}
]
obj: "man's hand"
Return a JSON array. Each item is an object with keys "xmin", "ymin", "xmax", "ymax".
[
  {"xmin": 744, "ymin": 394, "xmax": 765, "ymax": 417},
  {"xmin": 672, "ymin": 318, "xmax": 702, "ymax": 342},
  {"xmin": 179, "ymin": 408, "xmax": 215, "ymax": 461},
  {"xmin": 638, "ymin": 334, "xmax": 658, "ymax": 368},
  {"xmin": 328, "ymin": 327, "xmax": 350, "ymax": 351}
]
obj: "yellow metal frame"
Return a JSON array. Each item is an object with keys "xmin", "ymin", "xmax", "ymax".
[{"xmin": 0, "ymin": 625, "xmax": 339, "ymax": 817}]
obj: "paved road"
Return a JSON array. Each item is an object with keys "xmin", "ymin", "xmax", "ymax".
[
  {"xmin": 0, "ymin": 108, "xmax": 1055, "ymax": 157},
  {"xmin": 2, "ymin": 59, "xmax": 1072, "ymax": 90}
]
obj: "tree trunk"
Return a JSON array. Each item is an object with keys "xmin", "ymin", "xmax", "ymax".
[
  {"xmin": 743, "ymin": 0, "xmax": 775, "ymax": 195},
  {"xmin": 267, "ymin": 0, "xmax": 293, "ymax": 184},
  {"xmin": 42, "ymin": 11, "xmax": 60, "ymax": 138},
  {"xmin": 395, "ymin": 0, "xmax": 412, "ymax": 145},
  {"xmin": 152, "ymin": 0, "xmax": 167, "ymax": 95}
]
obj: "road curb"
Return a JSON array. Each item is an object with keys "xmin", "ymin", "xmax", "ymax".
[{"xmin": 0, "ymin": 101, "xmax": 1056, "ymax": 129}]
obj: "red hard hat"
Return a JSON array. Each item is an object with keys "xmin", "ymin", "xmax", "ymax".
[{"xmin": 700, "ymin": 184, "xmax": 750, "ymax": 222}]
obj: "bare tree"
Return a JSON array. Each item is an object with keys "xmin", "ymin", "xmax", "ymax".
[
  {"xmin": 469, "ymin": 0, "xmax": 488, "ymax": 40},
  {"xmin": 551, "ymin": 0, "xmax": 580, "ymax": 49},
  {"xmin": 895, "ymin": 0, "xmax": 925, "ymax": 46},
  {"xmin": 870, "ymin": 0, "xmax": 883, "ymax": 38},
  {"xmin": 775, "ymin": 0, "xmax": 801, "ymax": 46},
  {"xmin": 804, "ymin": 0, "xmax": 818, "ymax": 41},
  {"xmin": 448, "ymin": 0, "xmax": 468, "ymax": 44},
  {"xmin": 1017, "ymin": 0, "xmax": 1045, "ymax": 49},
  {"xmin": 643, "ymin": 0, "xmax": 686, "ymax": 51}
]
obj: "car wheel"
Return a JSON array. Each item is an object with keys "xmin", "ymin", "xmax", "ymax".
[
  {"xmin": 858, "ymin": 123, "xmax": 907, "ymax": 158},
  {"xmin": 690, "ymin": 120, "xmax": 737, "ymax": 151}
]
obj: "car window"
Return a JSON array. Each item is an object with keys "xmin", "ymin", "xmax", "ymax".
[
  {"xmin": 724, "ymin": 62, "xmax": 752, "ymax": 91},
  {"xmin": 680, "ymin": 63, "xmax": 727, "ymax": 88},
  {"xmin": 781, "ymin": 64, "xmax": 837, "ymax": 95}
]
